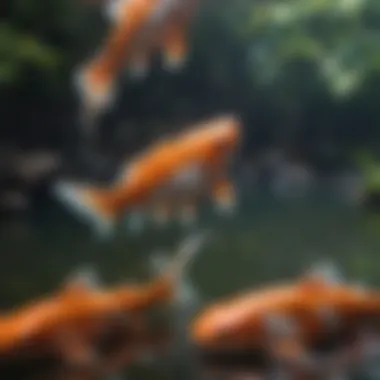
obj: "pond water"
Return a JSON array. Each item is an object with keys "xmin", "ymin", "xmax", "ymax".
[{"xmin": 1, "ymin": 193, "xmax": 380, "ymax": 379}]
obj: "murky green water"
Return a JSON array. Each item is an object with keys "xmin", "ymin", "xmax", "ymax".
[
  {"xmin": 1, "ymin": 194, "xmax": 380, "ymax": 378},
  {"xmin": 2, "ymin": 194, "xmax": 380, "ymax": 305}
]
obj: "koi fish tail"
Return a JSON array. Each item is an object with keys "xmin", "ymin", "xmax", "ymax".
[
  {"xmin": 151, "ymin": 233, "xmax": 209, "ymax": 366},
  {"xmin": 211, "ymin": 178, "xmax": 237, "ymax": 214},
  {"xmin": 161, "ymin": 26, "xmax": 189, "ymax": 72},
  {"xmin": 73, "ymin": 61, "xmax": 116, "ymax": 131},
  {"xmin": 150, "ymin": 232, "xmax": 210, "ymax": 307},
  {"xmin": 52, "ymin": 180, "xmax": 118, "ymax": 237}
]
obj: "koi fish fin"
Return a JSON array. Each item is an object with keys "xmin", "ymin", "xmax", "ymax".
[
  {"xmin": 105, "ymin": 0, "xmax": 129, "ymax": 23},
  {"xmin": 354, "ymin": 326, "xmax": 380, "ymax": 359},
  {"xmin": 149, "ymin": 250, "xmax": 169, "ymax": 275},
  {"xmin": 265, "ymin": 316, "xmax": 316, "ymax": 375},
  {"xmin": 176, "ymin": 272, "xmax": 201, "ymax": 311},
  {"xmin": 270, "ymin": 338, "xmax": 308, "ymax": 365},
  {"xmin": 211, "ymin": 178, "xmax": 237, "ymax": 214},
  {"xmin": 164, "ymin": 231, "xmax": 210, "ymax": 283},
  {"xmin": 53, "ymin": 180, "xmax": 117, "ymax": 238},
  {"xmin": 60, "ymin": 266, "xmax": 102, "ymax": 299},
  {"xmin": 74, "ymin": 62, "xmax": 116, "ymax": 129},
  {"xmin": 150, "ymin": 232, "xmax": 209, "ymax": 304},
  {"xmin": 299, "ymin": 260, "xmax": 344, "ymax": 291},
  {"xmin": 162, "ymin": 27, "xmax": 189, "ymax": 72},
  {"xmin": 54, "ymin": 327, "xmax": 99, "ymax": 370}
]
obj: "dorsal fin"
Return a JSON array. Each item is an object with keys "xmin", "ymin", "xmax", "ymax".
[
  {"xmin": 352, "ymin": 281, "xmax": 368, "ymax": 294},
  {"xmin": 298, "ymin": 261, "xmax": 344, "ymax": 291},
  {"xmin": 104, "ymin": 0, "xmax": 130, "ymax": 23},
  {"xmin": 59, "ymin": 266, "xmax": 101, "ymax": 299},
  {"xmin": 149, "ymin": 250, "xmax": 169, "ymax": 276}
]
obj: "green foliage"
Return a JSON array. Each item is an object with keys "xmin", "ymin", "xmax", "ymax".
[
  {"xmin": 356, "ymin": 150, "xmax": 380, "ymax": 191},
  {"xmin": 4, "ymin": 0, "xmax": 378, "ymax": 97},
  {"xmin": 2, "ymin": 0, "xmax": 380, "ymax": 159},
  {"xmin": 0, "ymin": 23, "xmax": 60, "ymax": 87},
  {"xmin": 2, "ymin": 0, "xmax": 92, "ymax": 93},
  {"xmin": 234, "ymin": 0, "xmax": 380, "ymax": 99},
  {"xmin": 4, "ymin": 0, "xmax": 380, "ymax": 97}
]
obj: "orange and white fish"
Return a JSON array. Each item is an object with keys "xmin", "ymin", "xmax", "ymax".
[
  {"xmin": 190, "ymin": 263, "xmax": 380, "ymax": 376},
  {"xmin": 53, "ymin": 115, "xmax": 241, "ymax": 236},
  {"xmin": 75, "ymin": 0, "xmax": 199, "ymax": 125},
  {"xmin": 0, "ymin": 233, "xmax": 205, "ymax": 374}
]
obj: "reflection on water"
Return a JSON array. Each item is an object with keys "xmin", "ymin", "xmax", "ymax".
[{"xmin": 1, "ymin": 194, "xmax": 380, "ymax": 379}]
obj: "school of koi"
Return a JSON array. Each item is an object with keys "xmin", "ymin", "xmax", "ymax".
[{"xmin": 2, "ymin": 0, "xmax": 380, "ymax": 379}]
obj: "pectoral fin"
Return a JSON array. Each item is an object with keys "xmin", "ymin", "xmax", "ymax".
[
  {"xmin": 161, "ymin": 25, "xmax": 188, "ymax": 71},
  {"xmin": 264, "ymin": 314, "xmax": 312, "ymax": 372},
  {"xmin": 54, "ymin": 328, "xmax": 99, "ymax": 370},
  {"xmin": 270, "ymin": 338, "xmax": 307, "ymax": 365},
  {"xmin": 74, "ymin": 62, "xmax": 115, "ymax": 128},
  {"xmin": 268, "ymin": 339, "xmax": 318, "ymax": 380},
  {"xmin": 211, "ymin": 178, "xmax": 236, "ymax": 214}
]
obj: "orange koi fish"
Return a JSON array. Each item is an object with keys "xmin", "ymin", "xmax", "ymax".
[
  {"xmin": 0, "ymin": 233, "xmax": 205, "ymax": 373},
  {"xmin": 76, "ymin": 0, "xmax": 199, "ymax": 125},
  {"xmin": 190, "ymin": 263, "xmax": 380, "ymax": 375},
  {"xmin": 53, "ymin": 115, "xmax": 241, "ymax": 236}
]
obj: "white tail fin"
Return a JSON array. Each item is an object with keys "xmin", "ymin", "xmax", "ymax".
[
  {"xmin": 63, "ymin": 265, "xmax": 102, "ymax": 291},
  {"xmin": 162, "ymin": 32, "xmax": 188, "ymax": 73},
  {"xmin": 150, "ymin": 231, "xmax": 210, "ymax": 305},
  {"xmin": 215, "ymin": 196, "xmax": 237, "ymax": 215},
  {"xmin": 53, "ymin": 180, "xmax": 115, "ymax": 238},
  {"xmin": 303, "ymin": 260, "xmax": 345, "ymax": 285},
  {"xmin": 166, "ymin": 231, "xmax": 210, "ymax": 283},
  {"xmin": 73, "ymin": 63, "xmax": 115, "ymax": 128},
  {"xmin": 162, "ymin": 52, "xmax": 187, "ymax": 73},
  {"xmin": 105, "ymin": 0, "xmax": 130, "ymax": 23}
]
